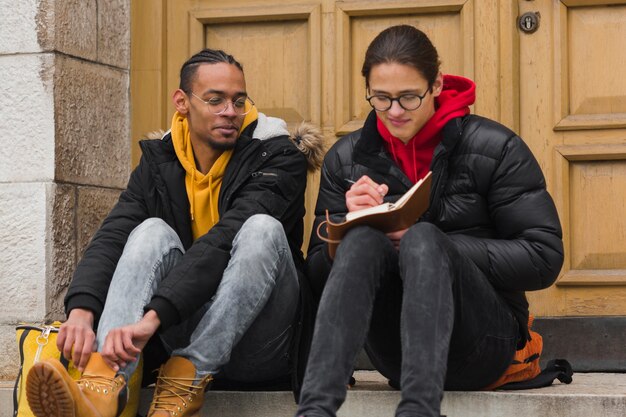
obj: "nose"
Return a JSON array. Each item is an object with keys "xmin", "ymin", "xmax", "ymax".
[
  {"xmin": 221, "ymin": 101, "xmax": 239, "ymax": 117},
  {"xmin": 387, "ymin": 99, "xmax": 405, "ymax": 117}
]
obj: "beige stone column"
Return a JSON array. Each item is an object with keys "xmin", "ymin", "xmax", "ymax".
[{"xmin": 0, "ymin": 0, "xmax": 130, "ymax": 379}]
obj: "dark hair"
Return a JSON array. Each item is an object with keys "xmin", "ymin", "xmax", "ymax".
[
  {"xmin": 361, "ymin": 25, "xmax": 440, "ymax": 89},
  {"xmin": 179, "ymin": 48, "xmax": 244, "ymax": 93}
]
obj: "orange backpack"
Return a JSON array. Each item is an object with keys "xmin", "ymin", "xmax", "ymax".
[{"xmin": 485, "ymin": 316, "xmax": 572, "ymax": 390}]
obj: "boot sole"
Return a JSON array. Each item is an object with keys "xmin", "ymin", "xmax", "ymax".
[
  {"xmin": 147, "ymin": 408, "xmax": 200, "ymax": 417},
  {"xmin": 26, "ymin": 362, "xmax": 75, "ymax": 417}
]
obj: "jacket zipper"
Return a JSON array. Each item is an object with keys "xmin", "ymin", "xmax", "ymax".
[{"xmin": 251, "ymin": 171, "xmax": 278, "ymax": 178}]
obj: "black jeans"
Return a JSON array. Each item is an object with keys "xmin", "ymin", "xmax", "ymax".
[{"xmin": 296, "ymin": 223, "xmax": 519, "ymax": 417}]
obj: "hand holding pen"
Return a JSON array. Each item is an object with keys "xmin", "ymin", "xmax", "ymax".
[{"xmin": 345, "ymin": 175, "xmax": 388, "ymax": 212}]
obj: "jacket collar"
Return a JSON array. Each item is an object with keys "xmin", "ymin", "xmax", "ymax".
[
  {"xmin": 354, "ymin": 111, "xmax": 465, "ymax": 171},
  {"xmin": 139, "ymin": 132, "xmax": 262, "ymax": 249},
  {"xmin": 139, "ymin": 135, "xmax": 193, "ymax": 248},
  {"xmin": 352, "ymin": 110, "xmax": 467, "ymax": 206},
  {"xmin": 434, "ymin": 116, "xmax": 464, "ymax": 161},
  {"xmin": 353, "ymin": 111, "xmax": 413, "ymax": 190}
]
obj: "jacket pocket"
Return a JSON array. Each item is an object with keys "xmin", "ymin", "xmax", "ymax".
[{"xmin": 252, "ymin": 170, "xmax": 300, "ymax": 218}]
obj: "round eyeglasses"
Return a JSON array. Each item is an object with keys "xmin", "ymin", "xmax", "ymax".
[
  {"xmin": 366, "ymin": 89, "xmax": 429, "ymax": 112},
  {"xmin": 191, "ymin": 92, "xmax": 255, "ymax": 115}
]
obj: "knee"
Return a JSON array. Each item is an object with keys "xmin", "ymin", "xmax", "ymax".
[
  {"xmin": 127, "ymin": 218, "xmax": 179, "ymax": 248},
  {"xmin": 234, "ymin": 214, "xmax": 286, "ymax": 251},
  {"xmin": 240, "ymin": 214, "xmax": 283, "ymax": 239},
  {"xmin": 399, "ymin": 222, "xmax": 450, "ymax": 260},
  {"xmin": 399, "ymin": 223, "xmax": 458, "ymax": 290},
  {"xmin": 342, "ymin": 226, "xmax": 388, "ymax": 249},
  {"xmin": 129, "ymin": 217, "xmax": 170, "ymax": 238},
  {"xmin": 336, "ymin": 226, "xmax": 393, "ymax": 262}
]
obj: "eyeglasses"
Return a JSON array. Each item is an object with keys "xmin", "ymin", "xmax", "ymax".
[
  {"xmin": 190, "ymin": 92, "xmax": 255, "ymax": 115},
  {"xmin": 366, "ymin": 89, "xmax": 430, "ymax": 112}
]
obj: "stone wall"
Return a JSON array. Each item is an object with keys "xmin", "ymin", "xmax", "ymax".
[{"xmin": 0, "ymin": 0, "xmax": 130, "ymax": 379}]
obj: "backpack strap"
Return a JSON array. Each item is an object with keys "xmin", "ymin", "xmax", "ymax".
[
  {"xmin": 497, "ymin": 359, "xmax": 573, "ymax": 390},
  {"xmin": 13, "ymin": 328, "xmax": 30, "ymax": 416}
]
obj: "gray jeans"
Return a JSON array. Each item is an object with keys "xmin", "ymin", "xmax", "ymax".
[
  {"xmin": 96, "ymin": 214, "xmax": 299, "ymax": 381},
  {"xmin": 296, "ymin": 223, "xmax": 518, "ymax": 417}
]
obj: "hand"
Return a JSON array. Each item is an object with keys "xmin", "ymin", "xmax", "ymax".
[
  {"xmin": 387, "ymin": 228, "xmax": 409, "ymax": 250},
  {"xmin": 101, "ymin": 310, "xmax": 161, "ymax": 372},
  {"xmin": 57, "ymin": 308, "xmax": 96, "ymax": 372},
  {"xmin": 346, "ymin": 175, "xmax": 389, "ymax": 212}
]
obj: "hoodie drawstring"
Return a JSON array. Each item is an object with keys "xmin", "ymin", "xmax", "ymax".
[
  {"xmin": 412, "ymin": 143, "xmax": 418, "ymax": 184},
  {"xmin": 208, "ymin": 174, "xmax": 215, "ymax": 227},
  {"xmin": 190, "ymin": 170, "xmax": 196, "ymax": 221},
  {"xmin": 170, "ymin": 111, "xmax": 234, "ymax": 240}
]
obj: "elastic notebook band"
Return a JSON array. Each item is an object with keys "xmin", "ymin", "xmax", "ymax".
[{"xmin": 316, "ymin": 220, "xmax": 341, "ymax": 245}]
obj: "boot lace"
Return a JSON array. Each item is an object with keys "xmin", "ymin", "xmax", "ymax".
[
  {"xmin": 151, "ymin": 373, "xmax": 212, "ymax": 414},
  {"xmin": 77, "ymin": 374, "xmax": 123, "ymax": 395}
]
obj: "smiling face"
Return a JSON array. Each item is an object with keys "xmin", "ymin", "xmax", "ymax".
[
  {"xmin": 174, "ymin": 62, "xmax": 247, "ymax": 150},
  {"xmin": 368, "ymin": 62, "xmax": 442, "ymax": 143}
]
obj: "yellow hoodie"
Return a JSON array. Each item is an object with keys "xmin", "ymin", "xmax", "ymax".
[{"xmin": 170, "ymin": 106, "xmax": 258, "ymax": 240}]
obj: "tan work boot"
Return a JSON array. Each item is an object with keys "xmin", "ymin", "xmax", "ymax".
[
  {"xmin": 26, "ymin": 352, "xmax": 128, "ymax": 417},
  {"xmin": 147, "ymin": 356, "xmax": 213, "ymax": 417}
]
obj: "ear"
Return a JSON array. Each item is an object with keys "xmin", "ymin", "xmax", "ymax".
[
  {"xmin": 172, "ymin": 89, "xmax": 190, "ymax": 115},
  {"xmin": 431, "ymin": 72, "xmax": 444, "ymax": 97}
]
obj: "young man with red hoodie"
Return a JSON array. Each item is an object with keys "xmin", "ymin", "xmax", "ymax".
[{"xmin": 295, "ymin": 25, "xmax": 563, "ymax": 417}]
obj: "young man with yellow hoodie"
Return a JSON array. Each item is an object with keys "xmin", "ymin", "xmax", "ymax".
[{"xmin": 25, "ymin": 49, "xmax": 322, "ymax": 417}]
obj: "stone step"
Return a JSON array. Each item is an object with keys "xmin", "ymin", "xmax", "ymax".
[{"xmin": 3, "ymin": 371, "xmax": 625, "ymax": 417}]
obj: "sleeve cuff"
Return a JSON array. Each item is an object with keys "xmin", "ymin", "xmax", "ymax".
[
  {"xmin": 65, "ymin": 294, "xmax": 103, "ymax": 323},
  {"xmin": 144, "ymin": 296, "xmax": 180, "ymax": 331}
]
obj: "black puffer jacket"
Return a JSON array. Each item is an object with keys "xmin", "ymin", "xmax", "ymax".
[
  {"xmin": 307, "ymin": 110, "xmax": 564, "ymax": 345},
  {"xmin": 65, "ymin": 117, "xmax": 319, "ymax": 397},
  {"xmin": 66, "ymin": 120, "xmax": 308, "ymax": 330}
]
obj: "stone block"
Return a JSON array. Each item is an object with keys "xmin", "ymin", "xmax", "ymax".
[
  {"xmin": 97, "ymin": 0, "xmax": 130, "ymax": 68},
  {"xmin": 0, "ymin": 183, "xmax": 50, "ymax": 322},
  {"xmin": 535, "ymin": 316, "xmax": 626, "ymax": 372},
  {"xmin": 76, "ymin": 186, "xmax": 122, "ymax": 258},
  {"xmin": 48, "ymin": 184, "xmax": 77, "ymax": 321},
  {"xmin": 53, "ymin": 0, "xmax": 97, "ymax": 61},
  {"xmin": 1, "ymin": 0, "xmax": 105, "ymax": 59},
  {"xmin": 0, "ymin": 324, "xmax": 19, "ymax": 380},
  {"xmin": 0, "ymin": 54, "xmax": 55, "ymax": 182},
  {"xmin": 54, "ymin": 55, "xmax": 130, "ymax": 188},
  {"xmin": 0, "ymin": 0, "xmax": 41, "ymax": 53}
]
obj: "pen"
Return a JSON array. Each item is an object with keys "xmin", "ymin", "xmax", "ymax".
[{"xmin": 344, "ymin": 178, "xmax": 356, "ymax": 184}]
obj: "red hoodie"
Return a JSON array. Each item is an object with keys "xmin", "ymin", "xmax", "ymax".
[{"xmin": 377, "ymin": 74, "xmax": 476, "ymax": 183}]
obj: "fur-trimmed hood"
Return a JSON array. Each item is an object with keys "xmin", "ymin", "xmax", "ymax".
[{"xmin": 143, "ymin": 113, "xmax": 326, "ymax": 173}]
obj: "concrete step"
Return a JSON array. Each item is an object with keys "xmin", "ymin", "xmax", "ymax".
[{"xmin": 3, "ymin": 371, "xmax": 625, "ymax": 417}]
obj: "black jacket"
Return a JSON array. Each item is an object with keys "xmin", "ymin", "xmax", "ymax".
[
  {"xmin": 307, "ymin": 110, "xmax": 564, "ymax": 345},
  {"xmin": 65, "ymin": 120, "xmax": 308, "ymax": 329}
]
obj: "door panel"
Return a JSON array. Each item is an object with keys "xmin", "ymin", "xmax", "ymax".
[
  {"xmin": 335, "ymin": 1, "xmax": 475, "ymax": 135},
  {"xmin": 562, "ymin": 5, "xmax": 626, "ymax": 127},
  {"xmin": 186, "ymin": 4, "xmax": 322, "ymax": 129},
  {"xmin": 519, "ymin": 0, "xmax": 626, "ymax": 315}
]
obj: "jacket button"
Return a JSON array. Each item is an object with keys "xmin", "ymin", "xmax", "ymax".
[{"xmin": 262, "ymin": 151, "xmax": 267, "ymax": 157}]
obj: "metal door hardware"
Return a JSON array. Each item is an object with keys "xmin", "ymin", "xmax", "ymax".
[{"xmin": 518, "ymin": 12, "xmax": 540, "ymax": 34}]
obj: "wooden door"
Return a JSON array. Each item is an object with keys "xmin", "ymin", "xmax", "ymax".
[
  {"xmin": 132, "ymin": 1, "xmax": 626, "ymax": 318},
  {"xmin": 518, "ymin": 0, "xmax": 626, "ymax": 316},
  {"xmin": 131, "ymin": 0, "xmax": 517, "ymax": 252}
]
